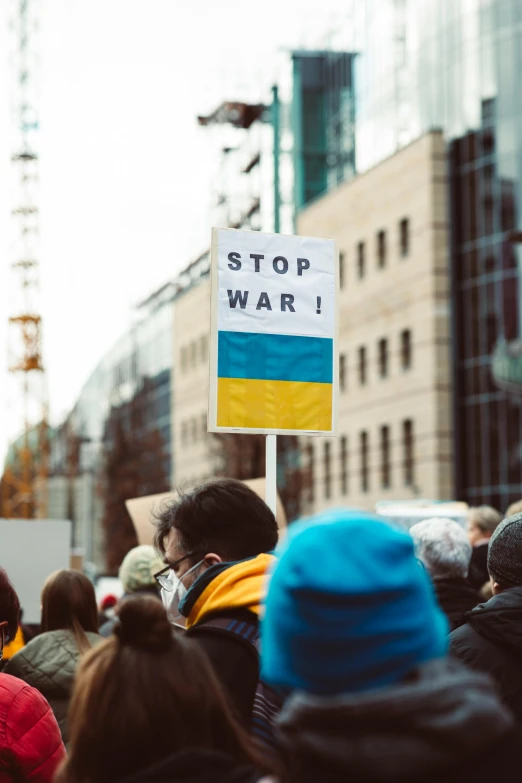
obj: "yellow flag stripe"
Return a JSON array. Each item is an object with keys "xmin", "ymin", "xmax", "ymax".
[{"xmin": 217, "ymin": 377, "xmax": 333, "ymax": 431}]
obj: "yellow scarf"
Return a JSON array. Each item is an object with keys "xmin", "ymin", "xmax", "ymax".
[
  {"xmin": 3, "ymin": 626, "xmax": 25, "ymax": 660},
  {"xmin": 186, "ymin": 553, "xmax": 275, "ymax": 629}
]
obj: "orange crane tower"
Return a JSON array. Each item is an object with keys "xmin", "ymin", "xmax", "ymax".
[{"xmin": 2, "ymin": 0, "xmax": 49, "ymax": 519}]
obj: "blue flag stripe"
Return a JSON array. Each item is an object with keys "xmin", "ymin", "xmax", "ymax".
[{"xmin": 217, "ymin": 330, "xmax": 333, "ymax": 384}]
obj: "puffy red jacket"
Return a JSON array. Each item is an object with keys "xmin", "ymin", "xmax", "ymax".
[{"xmin": 0, "ymin": 673, "xmax": 65, "ymax": 782}]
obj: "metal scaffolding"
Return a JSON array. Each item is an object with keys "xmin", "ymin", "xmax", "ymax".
[{"xmin": 3, "ymin": 0, "xmax": 49, "ymax": 519}]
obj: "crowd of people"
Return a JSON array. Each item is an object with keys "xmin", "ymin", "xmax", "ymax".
[{"xmin": 1, "ymin": 479, "xmax": 522, "ymax": 782}]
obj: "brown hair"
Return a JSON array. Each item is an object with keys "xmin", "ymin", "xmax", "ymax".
[
  {"xmin": 468, "ymin": 505, "xmax": 502, "ymax": 536},
  {"xmin": 506, "ymin": 499, "xmax": 522, "ymax": 518},
  {"xmin": 57, "ymin": 596, "xmax": 268, "ymax": 783},
  {"xmin": 41, "ymin": 570, "xmax": 98, "ymax": 654}
]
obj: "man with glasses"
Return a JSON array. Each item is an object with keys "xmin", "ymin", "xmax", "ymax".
[{"xmin": 154, "ymin": 478, "xmax": 279, "ymax": 739}]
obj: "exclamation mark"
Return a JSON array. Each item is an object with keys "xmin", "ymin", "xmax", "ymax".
[{"xmin": 316, "ymin": 296, "xmax": 321, "ymax": 314}]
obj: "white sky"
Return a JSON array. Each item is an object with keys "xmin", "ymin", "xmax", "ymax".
[{"xmin": 0, "ymin": 0, "xmax": 349, "ymax": 459}]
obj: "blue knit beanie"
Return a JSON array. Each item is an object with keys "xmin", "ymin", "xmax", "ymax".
[{"xmin": 261, "ymin": 509, "xmax": 448, "ymax": 695}]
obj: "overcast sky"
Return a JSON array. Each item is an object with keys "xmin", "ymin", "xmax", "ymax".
[{"xmin": 0, "ymin": 0, "xmax": 349, "ymax": 459}]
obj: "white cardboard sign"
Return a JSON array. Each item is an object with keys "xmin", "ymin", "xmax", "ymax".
[{"xmin": 209, "ymin": 227, "xmax": 338, "ymax": 435}]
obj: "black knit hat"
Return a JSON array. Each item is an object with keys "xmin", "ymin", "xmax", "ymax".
[{"xmin": 488, "ymin": 512, "xmax": 522, "ymax": 588}]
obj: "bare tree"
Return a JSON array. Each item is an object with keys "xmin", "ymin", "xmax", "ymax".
[{"xmin": 99, "ymin": 379, "xmax": 169, "ymax": 573}]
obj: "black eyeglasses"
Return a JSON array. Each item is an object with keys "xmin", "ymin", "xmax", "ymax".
[{"xmin": 154, "ymin": 552, "xmax": 198, "ymax": 592}]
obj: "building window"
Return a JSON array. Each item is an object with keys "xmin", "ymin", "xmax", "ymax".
[
  {"xmin": 360, "ymin": 431, "xmax": 369, "ymax": 492},
  {"xmin": 339, "ymin": 353, "xmax": 346, "ymax": 392},
  {"xmin": 357, "ymin": 241, "xmax": 365, "ymax": 279},
  {"xmin": 378, "ymin": 338, "xmax": 388, "ymax": 379},
  {"xmin": 377, "ymin": 229, "xmax": 387, "ymax": 268},
  {"xmin": 324, "ymin": 442, "xmax": 331, "ymax": 500},
  {"xmin": 403, "ymin": 419, "xmax": 414, "ymax": 486},
  {"xmin": 181, "ymin": 347, "xmax": 187, "ymax": 372},
  {"xmin": 358, "ymin": 346, "xmax": 367, "ymax": 385},
  {"xmin": 399, "ymin": 218, "xmax": 410, "ymax": 257},
  {"xmin": 340, "ymin": 435, "xmax": 348, "ymax": 496},
  {"xmin": 380, "ymin": 425, "xmax": 390, "ymax": 489},
  {"xmin": 191, "ymin": 418, "xmax": 198, "ymax": 443},
  {"xmin": 201, "ymin": 412, "xmax": 207, "ymax": 436},
  {"xmin": 401, "ymin": 329, "xmax": 412, "ymax": 370},
  {"xmin": 190, "ymin": 341, "xmax": 197, "ymax": 367},
  {"xmin": 339, "ymin": 251, "xmax": 345, "ymax": 290},
  {"xmin": 181, "ymin": 421, "xmax": 187, "ymax": 445}
]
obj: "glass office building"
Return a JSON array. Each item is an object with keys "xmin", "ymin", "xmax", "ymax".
[
  {"xmin": 420, "ymin": 0, "xmax": 522, "ymax": 511},
  {"xmin": 48, "ymin": 282, "xmax": 174, "ymax": 566},
  {"xmin": 188, "ymin": 2, "xmax": 522, "ymax": 510},
  {"xmin": 328, "ymin": 0, "xmax": 522, "ymax": 510}
]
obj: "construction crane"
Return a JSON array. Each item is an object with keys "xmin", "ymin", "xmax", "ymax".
[{"xmin": 2, "ymin": 0, "xmax": 49, "ymax": 519}]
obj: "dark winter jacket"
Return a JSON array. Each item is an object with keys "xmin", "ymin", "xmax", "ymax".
[
  {"xmin": 4, "ymin": 628, "xmax": 102, "ymax": 742},
  {"xmin": 117, "ymin": 748, "xmax": 263, "ymax": 783},
  {"xmin": 183, "ymin": 555, "xmax": 276, "ymax": 730},
  {"xmin": 187, "ymin": 608, "xmax": 260, "ymax": 725},
  {"xmin": 450, "ymin": 586, "xmax": 522, "ymax": 720},
  {"xmin": 0, "ymin": 673, "xmax": 65, "ymax": 783},
  {"xmin": 433, "ymin": 576, "xmax": 479, "ymax": 631},
  {"xmin": 273, "ymin": 658, "xmax": 522, "ymax": 783},
  {"xmin": 468, "ymin": 542, "xmax": 489, "ymax": 589}
]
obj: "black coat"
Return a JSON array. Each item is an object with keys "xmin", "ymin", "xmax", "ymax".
[
  {"xmin": 274, "ymin": 659, "xmax": 522, "ymax": 783},
  {"xmin": 433, "ymin": 576, "xmax": 479, "ymax": 631},
  {"xmin": 187, "ymin": 609, "xmax": 260, "ymax": 726},
  {"xmin": 118, "ymin": 748, "xmax": 263, "ymax": 783},
  {"xmin": 468, "ymin": 543, "xmax": 489, "ymax": 589},
  {"xmin": 450, "ymin": 586, "xmax": 522, "ymax": 720},
  {"xmin": 278, "ymin": 728, "xmax": 522, "ymax": 783}
]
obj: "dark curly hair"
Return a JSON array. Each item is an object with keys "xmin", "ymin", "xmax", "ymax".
[
  {"xmin": 0, "ymin": 568, "xmax": 21, "ymax": 643},
  {"xmin": 154, "ymin": 478, "xmax": 278, "ymax": 562}
]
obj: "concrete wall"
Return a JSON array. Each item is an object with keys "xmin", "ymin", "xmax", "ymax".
[
  {"xmin": 172, "ymin": 279, "xmax": 215, "ymax": 486},
  {"xmin": 297, "ymin": 131, "xmax": 453, "ymax": 513},
  {"xmin": 47, "ymin": 471, "xmax": 103, "ymax": 568}
]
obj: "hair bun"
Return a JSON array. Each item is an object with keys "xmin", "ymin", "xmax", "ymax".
[{"xmin": 114, "ymin": 595, "xmax": 172, "ymax": 652}]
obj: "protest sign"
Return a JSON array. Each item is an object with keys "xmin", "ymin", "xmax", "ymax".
[{"xmin": 208, "ymin": 227, "xmax": 338, "ymax": 435}]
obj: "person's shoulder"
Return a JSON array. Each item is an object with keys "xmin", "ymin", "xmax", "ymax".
[
  {"xmin": 0, "ymin": 671, "xmax": 32, "ymax": 699},
  {"xmin": 464, "ymin": 725, "xmax": 522, "ymax": 780},
  {"xmin": 0, "ymin": 672, "xmax": 50, "ymax": 726},
  {"xmin": 470, "ymin": 543, "xmax": 489, "ymax": 563},
  {"xmin": 18, "ymin": 629, "xmax": 70, "ymax": 658},
  {"xmin": 0, "ymin": 673, "xmax": 65, "ymax": 775},
  {"xmin": 18, "ymin": 628, "xmax": 66, "ymax": 650},
  {"xmin": 188, "ymin": 610, "xmax": 260, "ymax": 652},
  {"xmin": 192, "ymin": 608, "xmax": 260, "ymax": 631},
  {"xmin": 449, "ymin": 618, "xmax": 474, "ymax": 645},
  {"xmin": 420, "ymin": 726, "xmax": 522, "ymax": 783},
  {"xmin": 449, "ymin": 619, "xmax": 486, "ymax": 658},
  {"xmin": 7, "ymin": 630, "xmax": 77, "ymax": 680}
]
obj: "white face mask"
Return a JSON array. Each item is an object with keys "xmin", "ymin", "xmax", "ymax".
[{"xmin": 160, "ymin": 559, "xmax": 205, "ymax": 627}]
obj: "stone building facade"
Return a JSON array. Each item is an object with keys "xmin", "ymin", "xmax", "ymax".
[{"xmin": 172, "ymin": 131, "xmax": 453, "ymax": 513}]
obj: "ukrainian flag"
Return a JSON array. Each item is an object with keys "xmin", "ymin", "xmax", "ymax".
[{"xmin": 217, "ymin": 330, "xmax": 333, "ymax": 431}]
